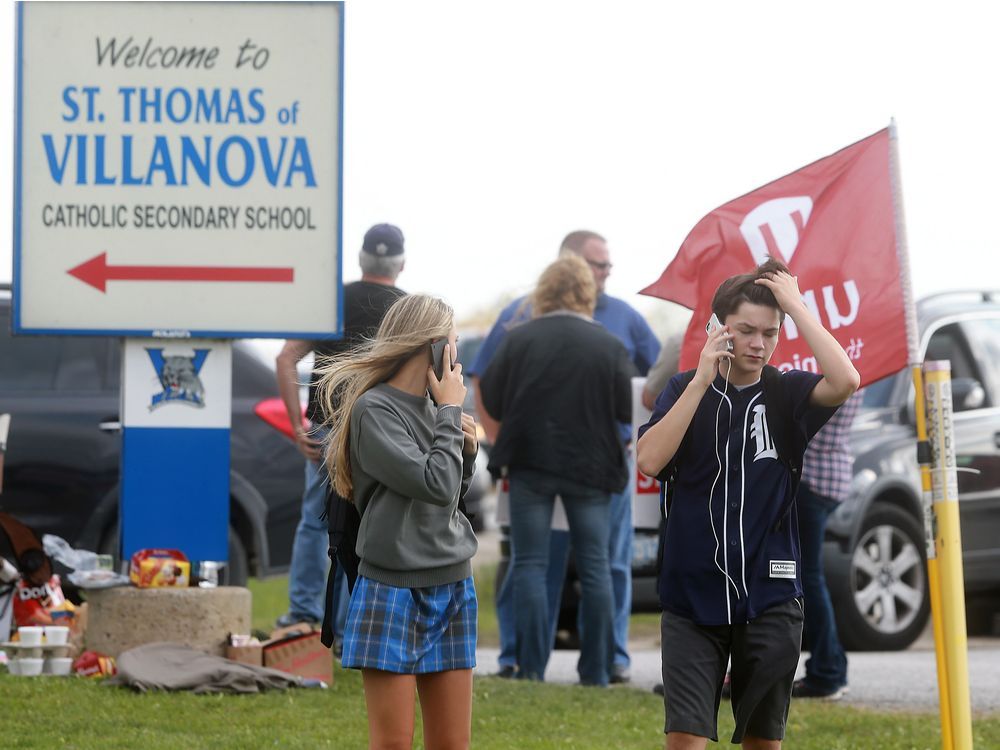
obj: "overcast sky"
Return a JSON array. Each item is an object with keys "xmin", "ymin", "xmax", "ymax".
[{"xmin": 3, "ymin": 0, "xmax": 999, "ymax": 333}]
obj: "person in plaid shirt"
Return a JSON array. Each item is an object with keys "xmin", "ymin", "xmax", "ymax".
[{"xmin": 792, "ymin": 391, "xmax": 863, "ymax": 700}]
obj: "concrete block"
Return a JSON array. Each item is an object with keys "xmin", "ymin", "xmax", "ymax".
[{"xmin": 85, "ymin": 586, "xmax": 252, "ymax": 657}]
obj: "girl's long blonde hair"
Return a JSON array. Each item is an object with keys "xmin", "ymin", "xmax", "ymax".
[{"xmin": 316, "ymin": 294, "xmax": 454, "ymax": 499}]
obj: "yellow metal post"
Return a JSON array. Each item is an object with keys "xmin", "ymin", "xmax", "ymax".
[
  {"xmin": 924, "ymin": 361, "xmax": 973, "ymax": 749},
  {"xmin": 913, "ymin": 365, "xmax": 952, "ymax": 750}
]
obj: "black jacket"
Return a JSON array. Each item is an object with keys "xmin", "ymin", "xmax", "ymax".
[{"xmin": 479, "ymin": 312, "xmax": 634, "ymax": 493}]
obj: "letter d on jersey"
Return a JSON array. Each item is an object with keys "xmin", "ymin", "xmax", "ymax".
[
  {"xmin": 739, "ymin": 196, "xmax": 813, "ymax": 267},
  {"xmin": 750, "ymin": 404, "xmax": 778, "ymax": 462}
]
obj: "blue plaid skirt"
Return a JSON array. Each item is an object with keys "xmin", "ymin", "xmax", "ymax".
[{"xmin": 341, "ymin": 575, "xmax": 478, "ymax": 674}]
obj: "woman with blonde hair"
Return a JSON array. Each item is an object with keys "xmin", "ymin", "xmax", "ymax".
[
  {"xmin": 479, "ymin": 255, "xmax": 634, "ymax": 686},
  {"xmin": 316, "ymin": 293, "xmax": 479, "ymax": 750}
]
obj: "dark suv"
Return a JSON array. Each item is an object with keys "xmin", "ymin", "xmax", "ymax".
[
  {"xmin": 826, "ymin": 291, "xmax": 1000, "ymax": 650},
  {"xmin": 0, "ymin": 285, "xmax": 306, "ymax": 584}
]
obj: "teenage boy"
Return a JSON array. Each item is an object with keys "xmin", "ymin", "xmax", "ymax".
[{"xmin": 636, "ymin": 259, "xmax": 859, "ymax": 750}]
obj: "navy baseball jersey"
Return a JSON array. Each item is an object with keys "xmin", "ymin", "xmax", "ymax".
[{"xmin": 639, "ymin": 369, "xmax": 834, "ymax": 626}]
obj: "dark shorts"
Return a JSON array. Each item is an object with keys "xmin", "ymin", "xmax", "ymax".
[
  {"xmin": 660, "ymin": 598, "xmax": 804, "ymax": 744},
  {"xmin": 341, "ymin": 576, "xmax": 478, "ymax": 674}
]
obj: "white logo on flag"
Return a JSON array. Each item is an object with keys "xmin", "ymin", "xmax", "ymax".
[
  {"xmin": 739, "ymin": 196, "xmax": 813, "ymax": 266},
  {"xmin": 750, "ymin": 404, "xmax": 777, "ymax": 462}
]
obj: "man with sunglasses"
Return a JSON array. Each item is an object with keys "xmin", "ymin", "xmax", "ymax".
[{"xmin": 470, "ymin": 229, "xmax": 660, "ymax": 683}]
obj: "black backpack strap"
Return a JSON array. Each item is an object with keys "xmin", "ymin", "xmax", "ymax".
[
  {"xmin": 320, "ymin": 487, "xmax": 361, "ymax": 649},
  {"xmin": 320, "ymin": 489, "xmax": 341, "ymax": 649},
  {"xmin": 320, "ymin": 563, "xmax": 339, "ymax": 649}
]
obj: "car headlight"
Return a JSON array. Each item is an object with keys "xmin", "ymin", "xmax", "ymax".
[
  {"xmin": 834, "ymin": 468, "xmax": 878, "ymax": 524},
  {"xmin": 850, "ymin": 468, "xmax": 878, "ymax": 499}
]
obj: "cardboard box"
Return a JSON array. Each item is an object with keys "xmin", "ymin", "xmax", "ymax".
[
  {"xmin": 225, "ymin": 627, "xmax": 333, "ymax": 684},
  {"xmin": 225, "ymin": 642, "xmax": 264, "ymax": 667},
  {"xmin": 263, "ymin": 631, "xmax": 333, "ymax": 683},
  {"xmin": 129, "ymin": 549, "xmax": 190, "ymax": 588}
]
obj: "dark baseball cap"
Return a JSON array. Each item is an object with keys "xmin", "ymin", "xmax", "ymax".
[{"xmin": 361, "ymin": 223, "xmax": 405, "ymax": 257}]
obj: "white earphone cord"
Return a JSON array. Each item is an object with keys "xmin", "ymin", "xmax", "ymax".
[{"xmin": 709, "ymin": 358, "xmax": 741, "ymax": 601}]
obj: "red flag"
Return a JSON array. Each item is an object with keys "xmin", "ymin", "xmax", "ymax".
[{"xmin": 641, "ymin": 129, "xmax": 906, "ymax": 387}]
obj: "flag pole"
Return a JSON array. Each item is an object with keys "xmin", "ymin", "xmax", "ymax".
[
  {"xmin": 888, "ymin": 119, "xmax": 920, "ymax": 364},
  {"xmin": 889, "ymin": 118, "xmax": 950, "ymax": 750},
  {"xmin": 890, "ymin": 119, "xmax": 969, "ymax": 750}
]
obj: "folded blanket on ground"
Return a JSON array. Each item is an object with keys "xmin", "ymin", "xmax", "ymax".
[{"xmin": 107, "ymin": 642, "xmax": 301, "ymax": 694}]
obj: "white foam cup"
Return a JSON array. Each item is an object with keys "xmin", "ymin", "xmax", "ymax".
[
  {"xmin": 47, "ymin": 657, "xmax": 73, "ymax": 676},
  {"xmin": 17, "ymin": 626, "xmax": 43, "ymax": 646},
  {"xmin": 44, "ymin": 626, "xmax": 69, "ymax": 646},
  {"xmin": 19, "ymin": 657, "xmax": 44, "ymax": 676}
]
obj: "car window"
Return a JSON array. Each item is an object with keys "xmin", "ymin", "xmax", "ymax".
[
  {"xmin": 0, "ymin": 325, "xmax": 110, "ymax": 392},
  {"xmin": 233, "ymin": 345, "xmax": 280, "ymax": 397},
  {"xmin": 0, "ymin": 314, "xmax": 61, "ymax": 390},
  {"xmin": 52, "ymin": 337, "xmax": 108, "ymax": 391},
  {"xmin": 924, "ymin": 322, "xmax": 988, "ymax": 409},
  {"xmin": 107, "ymin": 340, "xmax": 122, "ymax": 389},
  {"xmin": 925, "ymin": 323, "xmax": 979, "ymax": 382},
  {"xmin": 860, "ymin": 372, "xmax": 898, "ymax": 409},
  {"xmin": 960, "ymin": 317, "xmax": 1000, "ymax": 406}
]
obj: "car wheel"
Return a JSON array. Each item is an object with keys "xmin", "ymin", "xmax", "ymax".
[{"xmin": 829, "ymin": 502, "xmax": 930, "ymax": 651}]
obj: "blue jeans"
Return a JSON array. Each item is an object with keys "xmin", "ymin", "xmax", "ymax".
[
  {"xmin": 552, "ymin": 461, "xmax": 634, "ymax": 670},
  {"xmin": 606, "ymin": 476, "xmax": 633, "ymax": 670},
  {"xmin": 797, "ymin": 484, "xmax": 848, "ymax": 690},
  {"xmin": 287, "ymin": 449, "xmax": 348, "ymax": 635},
  {"xmin": 496, "ymin": 498, "xmax": 569, "ymax": 670},
  {"xmin": 497, "ymin": 463, "xmax": 633, "ymax": 672},
  {"xmin": 509, "ymin": 469, "xmax": 613, "ymax": 685},
  {"xmin": 495, "ymin": 530, "xmax": 565, "ymax": 669}
]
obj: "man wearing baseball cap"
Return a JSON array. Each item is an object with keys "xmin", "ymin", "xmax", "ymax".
[{"xmin": 274, "ymin": 224, "xmax": 407, "ymax": 643}]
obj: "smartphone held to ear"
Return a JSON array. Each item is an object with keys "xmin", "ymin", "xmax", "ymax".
[
  {"xmin": 431, "ymin": 339, "xmax": 453, "ymax": 380},
  {"xmin": 706, "ymin": 313, "xmax": 734, "ymax": 351}
]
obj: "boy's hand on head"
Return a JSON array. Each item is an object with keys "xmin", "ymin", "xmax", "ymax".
[{"xmin": 754, "ymin": 270, "xmax": 806, "ymax": 315}]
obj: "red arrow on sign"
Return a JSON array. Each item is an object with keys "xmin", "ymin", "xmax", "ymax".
[{"xmin": 67, "ymin": 253, "xmax": 295, "ymax": 293}]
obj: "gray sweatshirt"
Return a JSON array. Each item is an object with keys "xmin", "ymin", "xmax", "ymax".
[{"xmin": 350, "ymin": 383, "xmax": 478, "ymax": 588}]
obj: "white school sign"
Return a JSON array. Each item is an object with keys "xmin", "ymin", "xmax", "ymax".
[{"xmin": 14, "ymin": 1, "xmax": 344, "ymax": 338}]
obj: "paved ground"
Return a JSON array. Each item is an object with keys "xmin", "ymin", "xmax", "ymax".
[
  {"xmin": 475, "ymin": 643, "xmax": 1000, "ymax": 713},
  {"xmin": 473, "ymin": 527, "xmax": 1000, "ymax": 713}
]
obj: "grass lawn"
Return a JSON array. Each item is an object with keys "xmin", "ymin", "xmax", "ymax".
[{"xmin": 2, "ymin": 568, "xmax": 998, "ymax": 748}]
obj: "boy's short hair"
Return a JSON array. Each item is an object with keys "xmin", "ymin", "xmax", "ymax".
[{"xmin": 711, "ymin": 257, "xmax": 790, "ymax": 324}]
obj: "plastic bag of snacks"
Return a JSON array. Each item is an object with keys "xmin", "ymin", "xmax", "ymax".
[{"xmin": 73, "ymin": 650, "xmax": 117, "ymax": 677}]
